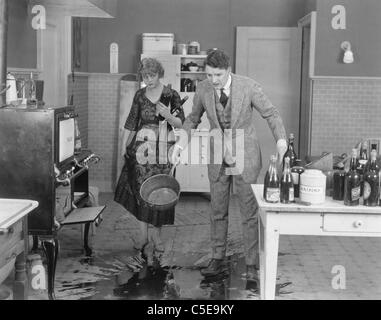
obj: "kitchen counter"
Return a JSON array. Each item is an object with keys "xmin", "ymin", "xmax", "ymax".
[{"xmin": 0, "ymin": 199, "xmax": 39, "ymax": 299}]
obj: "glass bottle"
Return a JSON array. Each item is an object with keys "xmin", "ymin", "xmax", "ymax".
[
  {"xmin": 280, "ymin": 157, "xmax": 294, "ymax": 203},
  {"xmin": 263, "ymin": 155, "xmax": 280, "ymax": 203},
  {"xmin": 344, "ymin": 149, "xmax": 361, "ymax": 206},
  {"xmin": 332, "ymin": 169, "xmax": 345, "ymax": 201},
  {"xmin": 357, "ymin": 141, "xmax": 369, "ymax": 196},
  {"xmin": 363, "ymin": 150, "xmax": 380, "ymax": 207},
  {"xmin": 291, "ymin": 159, "xmax": 304, "ymax": 198},
  {"xmin": 283, "ymin": 133, "xmax": 297, "ymax": 169}
]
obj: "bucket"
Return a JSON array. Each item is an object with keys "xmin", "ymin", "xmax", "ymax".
[{"xmin": 300, "ymin": 169, "xmax": 326, "ymax": 204}]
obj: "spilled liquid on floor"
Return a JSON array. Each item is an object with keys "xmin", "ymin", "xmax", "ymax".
[{"xmin": 51, "ymin": 254, "xmax": 292, "ymax": 300}]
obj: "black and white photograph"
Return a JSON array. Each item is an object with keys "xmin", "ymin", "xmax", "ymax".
[{"xmin": 0, "ymin": 0, "xmax": 381, "ymax": 306}]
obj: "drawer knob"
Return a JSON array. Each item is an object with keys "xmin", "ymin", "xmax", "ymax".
[{"xmin": 353, "ymin": 220, "xmax": 363, "ymax": 228}]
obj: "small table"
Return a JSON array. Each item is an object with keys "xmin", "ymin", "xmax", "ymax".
[
  {"xmin": 0, "ymin": 199, "xmax": 39, "ymax": 300},
  {"xmin": 251, "ymin": 184, "xmax": 381, "ymax": 300}
]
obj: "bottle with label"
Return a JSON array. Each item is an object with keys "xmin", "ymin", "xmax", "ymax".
[
  {"xmin": 357, "ymin": 141, "xmax": 369, "ymax": 196},
  {"xmin": 363, "ymin": 150, "xmax": 379, "ymax": 207},
  {"xmin": 344, "ymin": 149, "xmax": 361, "ymax": 206},
  {"xmin": 291, "ymin": 159, "xmax": 304, "ymax": 198},
  {"xmin": 281, "ymin": 157, "xmax": 294, "ymax": 203},
  {"xmin": 263, "ymin": 155, "xmax": 280, "ymax": 203},
  {"xmin": 283, "ymin": 133, "xmax": 297, "ymax": 169}
]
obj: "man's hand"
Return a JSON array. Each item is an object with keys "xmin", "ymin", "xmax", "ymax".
[
  {"xmin": 276, "ymin": 139, "xmax": 287, "ymax": 164},
  {"xmin": 156, "ymin": 102, "xmax": 171, "ymax": 120},
  {"xmin": 171, "ymin": 144, "xmax": 182, "ymax": 165}
]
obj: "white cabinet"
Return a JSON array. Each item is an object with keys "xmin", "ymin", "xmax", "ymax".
[
  {"xmin": 175, "ymin": 130, "xmax": 210, "ymax": 192},
  {"xmin": 140, "ymin": 54, "xmax": 210, "ymax": 192}
]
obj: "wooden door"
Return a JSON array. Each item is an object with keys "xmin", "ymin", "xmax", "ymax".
[{"xmin": 236, "ymin": 27, "xmax": 301, "ymax": 182}]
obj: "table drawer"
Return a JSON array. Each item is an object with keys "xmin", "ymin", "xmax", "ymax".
[{"xmin": 323, "ymin": 214, "xmax": 381, "ymax": 233}]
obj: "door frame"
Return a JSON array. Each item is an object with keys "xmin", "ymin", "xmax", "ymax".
[{"xmin": 298, "ymin": 11, "xmax": 317, "ymax": 159}]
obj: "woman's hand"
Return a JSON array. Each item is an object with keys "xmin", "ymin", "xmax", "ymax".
[{"xmin": 156, "ymin": 102, "xmax": 172, "ymax": 120}]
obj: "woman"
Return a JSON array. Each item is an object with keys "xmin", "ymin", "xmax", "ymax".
[{"xmin": 115, "ymin": 58, "xmax": 185, "ymax": 265}]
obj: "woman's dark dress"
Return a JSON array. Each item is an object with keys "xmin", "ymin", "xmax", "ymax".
[{"xmin": 114, "ymin": 85, "xmax": 185, "ymax": 227}]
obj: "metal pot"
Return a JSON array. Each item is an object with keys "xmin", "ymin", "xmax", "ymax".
[{"xmin": 139, "ymin": 165, "xmax": 180, "ymax": 211}]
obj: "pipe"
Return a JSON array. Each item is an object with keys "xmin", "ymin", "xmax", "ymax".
[{"xmin": 0, "ymin": 0, "xmax": 8, "ymax": 106}]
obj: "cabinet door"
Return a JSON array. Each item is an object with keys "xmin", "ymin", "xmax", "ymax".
[
  {"xmin": 140, "ymin": 54, "xmax": 181, "ymax": 91},
  {"xmin": 189, "ymin": 165, "xmax": 210, "ymax": 192}
]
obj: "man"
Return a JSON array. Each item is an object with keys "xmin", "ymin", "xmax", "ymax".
[{"xmin": 172, "ymin": 49, "xmax": 287, "ymax": 280}]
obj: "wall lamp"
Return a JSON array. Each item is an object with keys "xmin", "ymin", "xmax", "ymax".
[{"xmin": 341, "ymin": 41, "xmax": 354, "ymax": 64}]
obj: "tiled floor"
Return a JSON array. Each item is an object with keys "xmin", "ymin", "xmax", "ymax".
[{"xmin": 4, "ymin": 192, "xmax": 381, "ymax": 300}]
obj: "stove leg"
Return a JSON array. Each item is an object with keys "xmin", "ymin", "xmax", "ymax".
[
  {"xmin": 32, "ymin": 235, "xmax": 39, "ymax": 252},
  {"xmin": 84, "ymin": 222, "xmax": 92, "ymax": 256},
  {"xmin": 42, "ymin": 238, "xmax": 59, "ymax": 300}
]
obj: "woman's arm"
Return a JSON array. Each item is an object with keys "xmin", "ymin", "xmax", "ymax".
[
  {"xmin": 120, "ymin": 129, "xmax": 136, "ymax": 157},
  {"xmin": 157, "ymin": 103, "xmax": 182, "ymax": 128}
]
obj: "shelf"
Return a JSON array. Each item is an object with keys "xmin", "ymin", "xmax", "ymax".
[
  {"xmin": 181, "ymin": 71, "xmax": 206, "ymax": 74},
  {"xmin": 178, "ymin": 55, "xmax": 207, "ymax": 59}
]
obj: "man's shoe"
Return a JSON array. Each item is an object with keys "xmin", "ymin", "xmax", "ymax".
[{"xmin": 200, "ymin": 259, "xmax": 228, "ymax": 277}]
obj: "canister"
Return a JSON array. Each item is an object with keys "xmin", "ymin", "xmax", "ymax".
[
  {"xmin": 300, "ymin": 169, "xmax": 326, "ymax": 204},
  {"xmin": 177, "ymin": 43, "xmax": 187, "ymax": 55}
]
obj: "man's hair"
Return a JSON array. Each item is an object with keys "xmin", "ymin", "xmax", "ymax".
[
  {"xmin": 205, "ymin": 49, "xmax": 230, "ymax": 69},
  {"xmin": 138, "ymin": 57, "xmax": 165, "ymax": 78}
]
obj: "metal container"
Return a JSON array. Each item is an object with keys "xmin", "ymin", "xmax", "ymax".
[
  {"xmin": 177, "ymin": 43, "xmax": 187, "ymax": 55},
  {"xmin": 139, "ymin": 166, "xmax": 180, "ymax": 211}
]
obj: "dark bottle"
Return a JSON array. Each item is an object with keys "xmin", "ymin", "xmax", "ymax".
[
  {"xmin": 263, "ymin": 155, "xmax": 280, "ymax": 203},
  {"xmin": 291, "ymin": 159, "xmax": 304, "ymax": 198},
  {"xmin": 283, "ymin": 133, "xmax": 297, "ymax": 169},
  {"xmin": 332, "ymin": 169, "xmax": 345, "ymax": 201},
  {"xmin": 280, "ymin": 157, "xmax": 294, "ymax": 203},
  {"xmin": 363, "ymin": 150, "xmax": 380, "ymax": 207},
  {"xmin": 357, "ymin": 141, "xmax": 369, "ymax": 196},
  {"xmin": 344, "ymin": 149, "xmax": 361, "ymax": 206}
]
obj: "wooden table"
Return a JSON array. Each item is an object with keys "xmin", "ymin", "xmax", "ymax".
[
  {"xmin": 0, "ymin": 199, "xmax": 39, "ymax": 299},
  {"xmin": 251, "ymin": 184, "xmax": 381, "ymax": 300}
]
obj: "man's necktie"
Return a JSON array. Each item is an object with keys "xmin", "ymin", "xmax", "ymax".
[{"xmin": 219, "ymin": 88, "xmax": 228, "ymax": 108}]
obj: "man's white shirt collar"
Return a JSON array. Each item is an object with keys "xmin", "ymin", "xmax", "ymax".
[{"xmin": 218, "ymin": 74, "xmax": 231, "ymax": 97}]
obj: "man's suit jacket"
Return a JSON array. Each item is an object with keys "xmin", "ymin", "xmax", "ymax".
[{"xmin": 181, "ymin": 73, "xmax": 286, "ymax": 184}]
